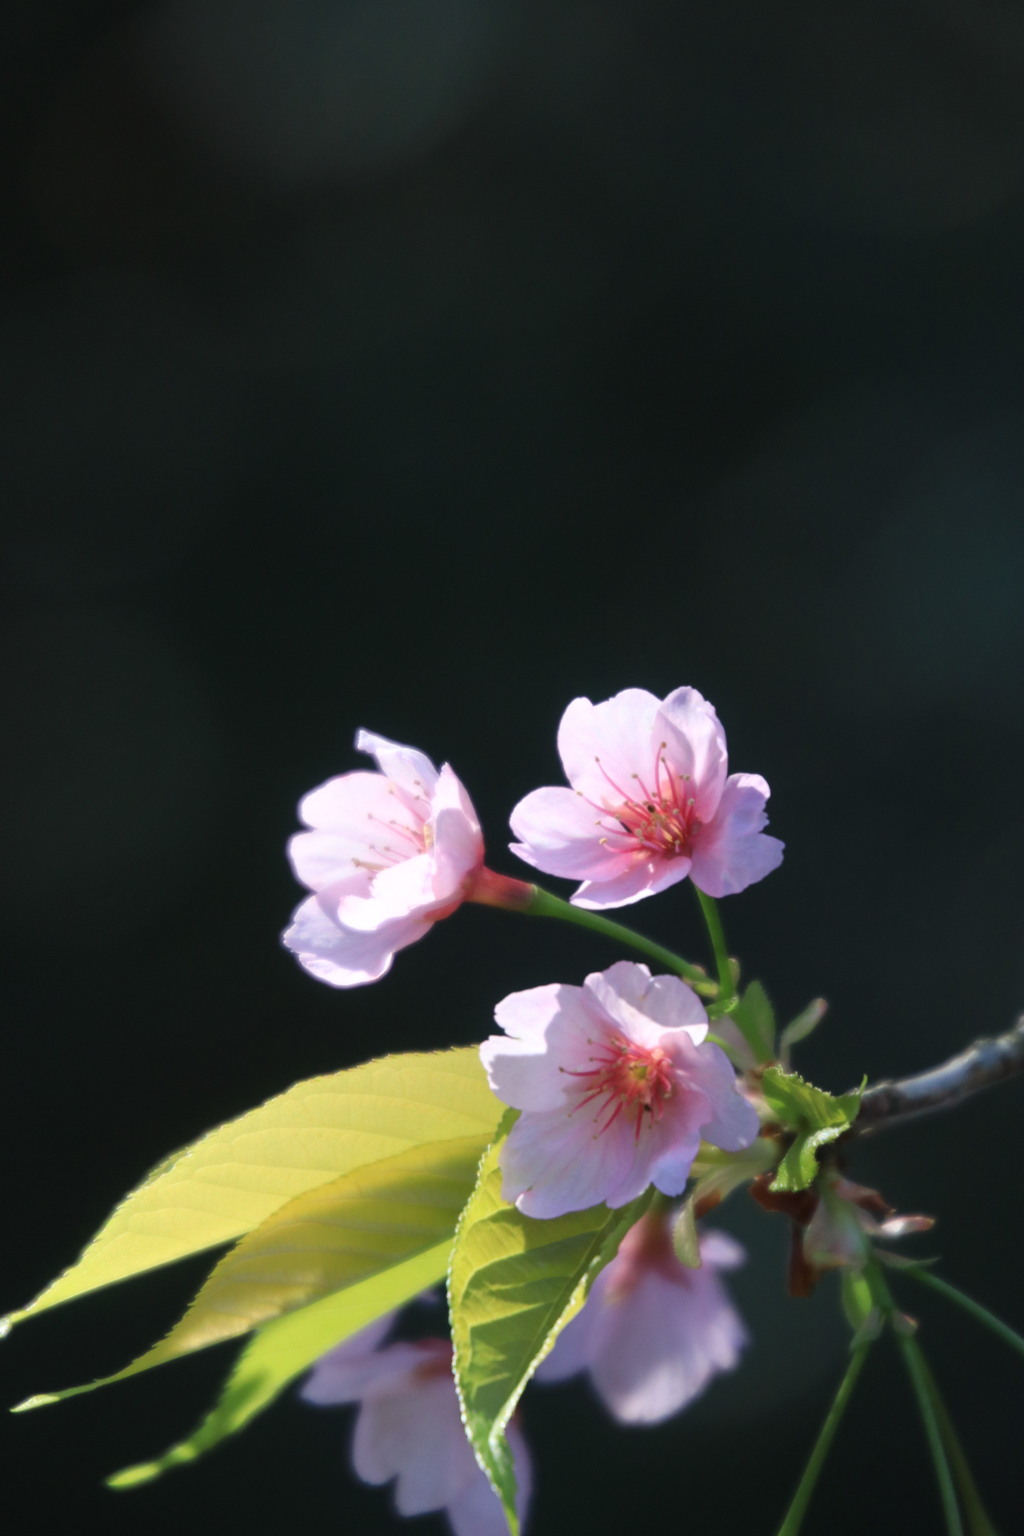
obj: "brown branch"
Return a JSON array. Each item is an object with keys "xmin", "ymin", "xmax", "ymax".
[{"xmin": 854, "ymin": 1015, "xmax": 1024, "ymax": 1135}]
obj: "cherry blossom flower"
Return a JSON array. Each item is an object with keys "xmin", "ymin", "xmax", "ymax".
[
  {"xmin": 480, "ymin": 961, "xmax": 761, "ymax": 1218},
  {"xmin": 302, "ymin": 1318, "xmax": 531, "ymax": 1536},
  {"xmin": 537, "ymin": 1210, "xmax": 748, "ymax": 1423},
  {"xmin": 283, "ymin": 729, "xmax": 487, "ymax": 986},
  {"xmin": 509, "ymin": 686, "xmax": 784, "ymax": 908}
]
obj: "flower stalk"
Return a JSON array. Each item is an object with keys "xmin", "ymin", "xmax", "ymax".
[
  {"xmin": 916, "ymin": 1353, "xmax": 1001, "ymax": 1536},
  {"xmin": 522, "ymin": 886, "xmax": 715, "ymax": 992},
  {"xmin": 865, "ymin": 1259, "xmax": 964, "ymax": 1536},
  {"xmin": 694, "ymin": 887, "xmax": 735, "ymax": 1003},
  {"xmin": 774, "ymin": 1340, "xmax": 872, "ymax": 1536},
  {"xmin": 901, "ymin": 1267, "xmax": 1024, "ymax": 1363}
]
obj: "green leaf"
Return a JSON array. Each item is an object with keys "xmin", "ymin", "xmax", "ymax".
[
  {"xmin": 448, "ymin": 1121, "xmax": 650, "ymax": 1535},
  {"xmin": 727, "ymin": 980, "xmax": 776, "ymax": 1064},
  {"xmin": 762, "ymin": 1067, "xmax": 862, "ymax": 1194},
  {"xmin": 772, "ymin": 1125, "xmax": 849, "ymax": 1193},
  {"xmin": 5, "ymin": 1048, "xmax": 500, "ymax": 1329},
  {"xmin": 761, "ymin": 1066, "xmax": 862, "ymax": 1131},
  {"xmin": 779, "ymin": 999, "xmax": 828, "ymax": 1066},
  {"xmin": 105, "ymin": 1238, "xmax": 454, "ymax": 1487},
  {"xmin": 15, "ymin": 1134, "xmax": 488, "ymax": 1409}
]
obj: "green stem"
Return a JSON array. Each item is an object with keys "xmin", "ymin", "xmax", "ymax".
[
  {"xmin": 917, "ymin": 1355, "xmax": 1001, "ymax": 1536},
  {"xmin": 902, "ymin": 1268, "xmax": 1024, "ymax": 1362},
  {"xmin": 866, "ymin": 1260, "xmax": 963, "ymax": 1536},
  {"xmin": 525, "ymin": 887, "xmax": 713, "ymax": 991},
  {"xmin": 899, "ymin": 1333, "xmax": 964, "ymax": 1536},
  {"xmin": 774, "ymin": 1344, "xmax": 871, "ymax": 1536},
  {"xmin": 694, "ymin": 887, "xmax": 734, "ymax": 1001}
]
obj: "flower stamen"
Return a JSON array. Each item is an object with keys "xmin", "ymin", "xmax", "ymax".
[
  {"xmin": 570, "ymin": 754, "xmax": 701, "ymax": 861},
  {"xmin": 565, "ymin": 1034, "xmax": 675, "ymax": 1140}
]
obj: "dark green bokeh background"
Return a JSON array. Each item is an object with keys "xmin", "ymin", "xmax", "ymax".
[{"xmin": 3, "ymin": 3, "xmax": 1024, "ymax": 1532}]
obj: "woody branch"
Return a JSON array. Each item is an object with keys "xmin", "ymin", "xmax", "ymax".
[{"xmin": 854, "ymin": 1015, "xmax": 1024, "ymax": 1134}]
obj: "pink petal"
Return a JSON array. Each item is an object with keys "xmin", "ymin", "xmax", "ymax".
[
  {"xmin": 537, "ymin": 1222, "xmax": 749, "ymax": 1425},
  {"xmin": 447, "ymin": 1475, "xmax": 514, "ymax": 1536},
  {"xmin": 288, "ymin": 829, "xmax": 372, "ymax": 893},
  {"xmin": 479, "ymin": 1036, "xmax": 566, "ymax": 1114},
  {"xmin": 356, "ymin": 729, "xmax": 439, "ymax": 805},
  {"xmin": 482, "ymin": 983, "xmax": 590, "ymax": 1113},
  {"xmin": 340, "ymin": 853, "xmax": 438, "ymax": 926},
  {"xmin": 583, "ymin": 963, "xmax": 708, "ymax": 1042},
  {"xmin": 556, "ymin": 690, "xmax": 664, "ymax": 803},
  {"xmin": 428, "ymin": 764, "xmax": 485, "ymax": 894},
  {"xmin": 570, "ymin": 852, "xmax": 693, "ymax": 909},
  {"xmin": 667, "ymin": 1035, "xmax": 761, "ymax": 1152},
  {"xmin": 700, "ymin": 1230, "xmax": 747, "ymax": 1271},
  {"xmin": 300, "ymin": 1314, "xmax": 400, "ymax": 1403},
  {"xmin": 642, "ymin": 1119, "xmax": 708, "ymax": 1198},
  {"xmin": 534, "ymin": 1305, "xmax": 596, "ymax": 1384},
  {"xmin": 589, "ymin": 1267, "xmax": 747, "ymax": 1423},
  {"xmin": 282, "ymin": 888, "xmax": 424, "ymax": 987},
  {"xmin": 500, "ymin": 1106, "xmax": 651, "ymax": 1218},
  {"xmin": 493, "ymin": 981, "xmax": 566, "ymax": 1045},
  {"xmin": 689, "ymin": 773, "xmax": 784, "ymax": 898},
  {"xmin": 580, "ymin": 964, "xmax": 665, "ymax": 1050},
  {"xmin": 874, "ymin": 1214, "xmax": 935, "ymax": 1239},
  {"xmin": 509, "ymin": 786, "xmax": 636, "ymax": 880},
  {"xmin": 656, "ymin": 687, "xmax": 728, "ymax": 821},
  {"xmin": 447, "ymin": 1420, "xmax": 532, "ymax": 1536},
  {"xmin": 298, "ymin": 770, "xmax": 420, "ymax": 839},
  {"xmin": 353, "ymin": 1368, "xmax": 473, "ymax": 1513}
]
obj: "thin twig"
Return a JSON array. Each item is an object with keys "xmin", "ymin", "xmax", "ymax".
[{"xmin": 854, "ymin": 1016, "xmax": 1024, "ymax": 1136}]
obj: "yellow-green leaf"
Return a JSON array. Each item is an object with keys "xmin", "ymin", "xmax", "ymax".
[
  {"xmin": 106, "ymin": 1237, "xmax": 454, "ymax": 1487},
  {"xmin": 5, "ymin": 1048, "xmax": 499, "ymax": 1329},
  {"xmin": 15, "ymin": 1134, "xmax": 488, "ymax": 1408},
  {"xmin": 448, "ymin": 1121, "xmax": 650, "ymax": 1536}
]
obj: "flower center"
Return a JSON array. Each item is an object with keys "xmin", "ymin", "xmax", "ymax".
[
  {"xmin": 564, "ymin": 1035, "xmax": 675, "ymax": 1140},
  {"xmin": 352, "ymin": 794, "xmax": 429, "ymax": 873},
  {"xmin": 615, "ymin": 792, "xmax": 698, "ymax": 857},
  {"xmin": 586, "ymin": 744, "xmax": 701, "ymax": 859}
]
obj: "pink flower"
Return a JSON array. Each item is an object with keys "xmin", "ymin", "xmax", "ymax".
[
  {"xmin": 480, "ymin": 961, "xmax": 761, "ymax": 1218},
  {"xmin": 302, "ymin": 1318, "xmax": 531, "ymax": 1536},
  {"xmin": 283, "ymin": 729, "xmax": 486, "ymax": 986},
  {"xmin": 537, "ymin": 1211, "xmax": 748, "ymax": 1423},
  {"xmin": 509, "ymin": 686, "xmax": 783, "ymax": 908}
]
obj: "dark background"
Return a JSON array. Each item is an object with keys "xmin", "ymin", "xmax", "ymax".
[{"xmin": 3, "ymin": 3, "xmax": 1024, "ymax": 1532}]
